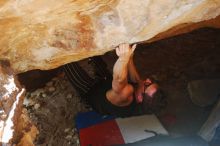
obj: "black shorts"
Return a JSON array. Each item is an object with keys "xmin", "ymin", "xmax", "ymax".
[{"xmin": 85, "ymin": 78, "xmax": 143, "ymax": 117}]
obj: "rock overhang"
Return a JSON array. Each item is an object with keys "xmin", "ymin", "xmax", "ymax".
[{"xmin": 0, "ymin": 0, "xmax": 220, "ymax": 73}]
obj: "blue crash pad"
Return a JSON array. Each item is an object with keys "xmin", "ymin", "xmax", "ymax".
[{"xmin": 75, "ymin": 111, "xmax": 115, "ymax": 130}]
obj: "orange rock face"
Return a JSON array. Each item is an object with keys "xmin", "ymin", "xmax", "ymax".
[
  {"xmin": 0, "ymin": 61, "xmax": 24, "ymax": 144},
  {"xmin": 0, "ymin": 61, "xmax": 38, "ymax": 145},
  {"xmin": 0, "ymin": 0, "xmax": 220, "ymax": 73}
]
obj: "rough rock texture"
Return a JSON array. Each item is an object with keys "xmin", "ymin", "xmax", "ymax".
[
  {"xmin": 0, "ymin": 61, "xmax": 38, "ymax": 145},
  {"xmin": 0, "ymin": 0, "xmax": 220, "ymax": 73},
  {"xmin": 0, "ymin": 61, "xmax": 24, "ymax": 144},
  {"xmin": 23, "ymin": 73, "xmax": 90, "ymax": 145}
]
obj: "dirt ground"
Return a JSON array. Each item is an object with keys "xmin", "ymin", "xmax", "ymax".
[{"xmin": 18, "ymin": 27, "xmax": 220, "ymax": 146}]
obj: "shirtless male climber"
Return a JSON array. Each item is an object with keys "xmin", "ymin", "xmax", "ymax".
[{"xmin": 63, "ymin": 43, "xmax": 164, "ymax": 117}]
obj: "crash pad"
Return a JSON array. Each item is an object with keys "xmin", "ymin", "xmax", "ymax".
[{"xmin": 76, "ymin": 111, "xmax": 168, "ymax": 146}]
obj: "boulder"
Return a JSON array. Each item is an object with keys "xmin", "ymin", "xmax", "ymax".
[
  {"xmin": 0, "ymin": 0, "xmax": 220, "ymax": 73},
  {"xmin": 188, "ymin": 79, "xmax": 220, "ymax": 107},
  {"xmin": 0, "ymin": 61, "xmax": 38, "ymax": 145}
]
